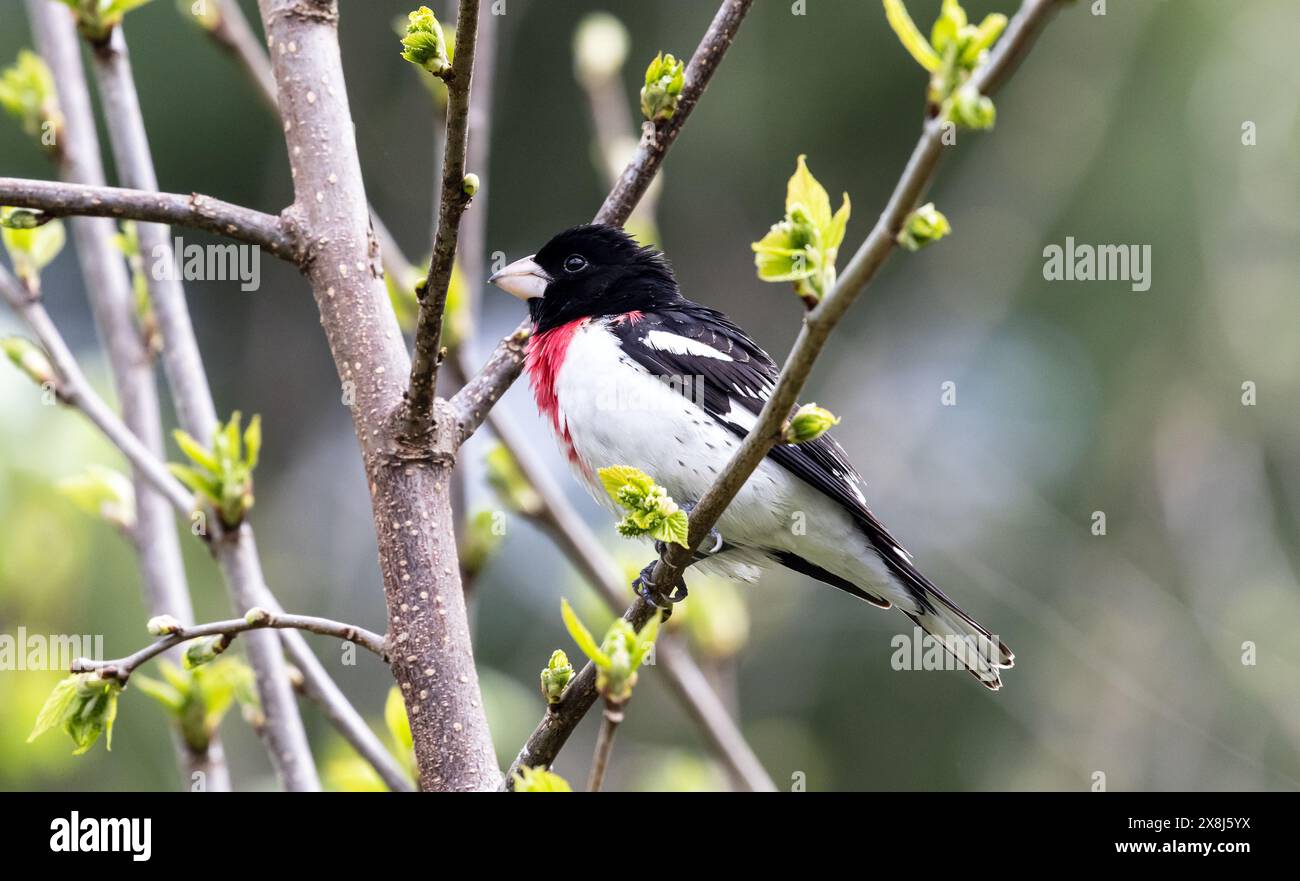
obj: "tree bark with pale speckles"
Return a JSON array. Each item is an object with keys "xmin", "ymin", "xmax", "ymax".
[{"xmin": 256, "ymin": 0, "xmax": 500, "ymax": 790}]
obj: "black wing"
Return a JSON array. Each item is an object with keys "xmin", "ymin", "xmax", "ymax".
[
  {"xmin": 609, "ymin": 303, "xmax": 922, "ymax": 607},
  {"xmin": 609, "ymin": 302, "xmax": 871, "ymax": 520},
  {"xmin": 610, "ymin": 303, "xmax": 1012, "ymax": 671}
]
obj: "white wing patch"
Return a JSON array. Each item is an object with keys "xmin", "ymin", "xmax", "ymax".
[
  {"xmin": 644, "ymin": 329, "xmax": 734, "ymax": 361},
  {"xmin": 721, "ymin": 398, "xmax": 758, "ymax": 431}
]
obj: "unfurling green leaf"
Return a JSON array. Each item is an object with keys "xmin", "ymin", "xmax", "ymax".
[
  {"xmin": 0, "ymin": 49, "xmax": 62, "ymax": 144},
  {"xmin": 485, "ymin": 443, "xmax": 542, "ymax": 515},
  {"xmin": 560, "ymin": 598, "xmax": 609, "ymax": 669},
  {"xmin": 169, "ymin": 411, "xmax": 262, "ymax": 528},
  {"xmin": 897, "ymin": 202, "xmax": 951, "ymax": 252},
  {"xmin": 640, "ymin": 51, "xmax": 685, "ymax": 122},
  {"xmin": 2, "ymin": 336, "xmax": 57, "ymax": 389},
  {"xmin": 597, "ymin": 465, "xmax": 690, "ymax": 548},
  {"xmin": 183, "ymin": 634, "xmax": 232, "ymax": 670},
  {"xmin": 559, "ymin": 597, "xmax": 661, "ymax": 702},
  {"xmin": 2, "ymin": 209, "xmax": 66, "ymax": 292},
  {"xmin": 57, "ymin": 465, "xmax": 137, "ymax": 531},
  {"xmin": 134, "ymin": 657, "xmax": 256, "ymax": 751},
  {"xmin": 948, "ymin": 83, "xmax": 996, "ymax": 129},
  {"xmin": 752, "ymin": 156, "xmax": 849, "ymax": 306},
  {"xmin": 58, "ymin": 0, "xmax": 157, "ymax": 44},
  {"xmin": 539, "ymin": 649, "xmax": 575, "ymax": 704},
  {"xmin": 784, "ymin": 403, "xmax": 841, "ymax": 444},
  {"xmin": 0, "ymin": 206, "xmax": 44, "ymax": 230},
  {"xmin": 882, "ymin": 0, "xmax": 1008, "ymax": 124},
  {"xmin": 28, "ymin": 673, "xmax": 123, "ymax": 755},
  {"xmin": 512, "ymin": 765, "xmax": 573, "ymax": 792},
  {"xmin": 400, "ymin": 6, "xmax": 451, "ymax": 77},
  {"xmin": 147, "ymin": 614, "xmax": 183, "ymax": 636},
  {"xmin": 883, "ymin": 0, "xmax": 942, "ymax": 71}
]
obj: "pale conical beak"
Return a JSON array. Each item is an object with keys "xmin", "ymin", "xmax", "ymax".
[{"xmin": 488, "ymin": 255, "xmax": 551, "ymax": 300}]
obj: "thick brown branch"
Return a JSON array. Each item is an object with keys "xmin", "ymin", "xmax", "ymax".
[
  {"xmin": 257, "ymin": 0, "xmax": 500, "ymax": 791},
  {"xmin": 198, "ymin": 0, "xmax": 411, "ymax": 282},
  {"xmin": 401, "ymin": 0, "xmax": 481, "ymax": 443},
  {"xmin": 0, "ymin": 177, "xmax": 301, "ymax": 262},
  {"xmin": 448, "ymin": 0, "xmax": 756, "ymax": 444},
  {"xmin": 505, "ymin": 0, "xmax": 1064, "ymax": 780}
]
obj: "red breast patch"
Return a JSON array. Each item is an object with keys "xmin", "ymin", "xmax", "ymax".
[{"xmin": 526, "ymin": 318, "xmax": 587, "ymax": 461}]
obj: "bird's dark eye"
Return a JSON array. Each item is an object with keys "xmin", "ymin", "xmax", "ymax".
[{"xmin": 563, "ymin": 254, "xmax": 588, "ymax": 273}]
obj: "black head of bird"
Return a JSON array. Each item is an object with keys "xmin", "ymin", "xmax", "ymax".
[{"xmin": 487, "ymin": 224, "xmax": 680, "ymax": 332}]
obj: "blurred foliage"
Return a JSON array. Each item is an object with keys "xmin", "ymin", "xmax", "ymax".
[{"xmin": 1, "ymin": 0, "xmax": 1298, "ymax": 792}]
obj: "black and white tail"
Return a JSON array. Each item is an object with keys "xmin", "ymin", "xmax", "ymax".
[{"xmin": 903, "ymin": 584, "xmax": 1015, "ymax": 690}]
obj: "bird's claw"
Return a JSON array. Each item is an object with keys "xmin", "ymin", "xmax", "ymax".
[
  {"xmin": 677, "ymin": 501, "xmax": 723, "ymax": 557},
  {"xmin": 633, "ymin": 561, "xmax": 688, "ymax": 615}
]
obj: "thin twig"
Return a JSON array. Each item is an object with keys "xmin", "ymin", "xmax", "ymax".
[
  {"xmin": 86, "ymin": 22, "xmax": 319, "ymax": 791},
  {"xmin": 84, "ymin": 22, "xmax": 405, "ymax": 787},
  {"xmin": 401, "ymin": 0, "xmax": 481, "ymax": 443},
  {"xmin": 257, "ymin": 0, "xmax": 501, "ymax": 791},
  {"xmin": 449, "ymin": 0, "xmax": 755, "ymax": 443},
  {"xmin": 0, "ymin": 264, "xmax": 414, "ymax": 790},
  {"xmin": 0, "ymin": 266, "xmax": 197, "ymax": 514},
  {"xmin": 24, "ymin": 0, "xmax": 228, "ymax": 790},
  {"xmin": 70, "ymin": 610, "xmax": 387, "ymax": 681},
  {"xmin": 0, "ymin": 177, "xmax": 299, "ymax": 261},
  {"xmin": 209, "ymin": 0, "xmax": 279, "ymax": 104},
  {"xmin": 586, "ymin": 701, "xmax": 624, "ymax": 792},
  {"xmin": 477, "ymin": 390, "xmax": 774, "ymax": 791},
  {"xmin": 505, "ymin": 0, "xmax": 1064, "ymax": 777}
]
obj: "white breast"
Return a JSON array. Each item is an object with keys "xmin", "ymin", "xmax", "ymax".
[
  {"xmin": 549, "ymin": 320, "xmax": 900, "ymax": 602},
  {"xmin": 552, "ymin": 322, "xmax": 784, "ymax": 539}
]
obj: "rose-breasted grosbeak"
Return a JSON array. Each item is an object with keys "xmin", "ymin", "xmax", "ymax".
[{"xmin": 490, "ymin": 224, "xmax": 1013, "ymax": 689}]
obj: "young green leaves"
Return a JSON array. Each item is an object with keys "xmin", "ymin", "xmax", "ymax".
[
  {"xmin": 1, "ymin": 336, "xmax": 57, "ymax": 389},
  {"xmin": 2, "ymin": 207, "xmax": 66, "ymax": 294},
  {"xmin": 169, "ymin": 411, "xmax": 261, "ymax": 529},
  {"xmin": 133, "ymin": 657, "xmax": 256, "ymax": 752},
  {"xmin": 512, "ymin": 765, "xmax": 573, "ymax": 792},
  {"xmin": 28, "ymin": 673, "xmax": 122, "ymax": 755},
  {"xmin": 752, "ymin": 155, "xmax": 850, "ymax": 308},
  {"xmin": 784, "ymin": 403, "xmax": 840, "ymax": 444},
  {"xmin": 897, "ymin": 202, "xmax": 951, "ymax": 251},
  {"xmin": 560, "ymin": 598, "xmax": 660, "ymax": 704},
  {"xmin": 400, "ymin": 6, "xmax": 452, "ymax": 78},
  {"xmin": 882, "ymin": 0, "xmax": 1007, "ymax": 129},
  {"xmin": 597, "ymin": 465, "xmax": 689, "ymax": 548},
  {"xmin": 0, "ymin": 50, "xmax": 62, "ymax": 148},
  {"xmin": 57, "ymin": 465, "xmax": 137, "ymax": 532},
  {"xmin": 539, "ymin": 649, "xmax": 575, "ymax": 704},
  {"xmin": 57, "ymin": 0, "xmax": 157, "ymax": 45},
  {"xmin": 640, "ymin": 52, "xmax": 685, "ymax": 122}
]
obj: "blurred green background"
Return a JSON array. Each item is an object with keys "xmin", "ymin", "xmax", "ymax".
[{"xmin": 2, "ymin": 0, "xmax": 1298, "ymax": 791}]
